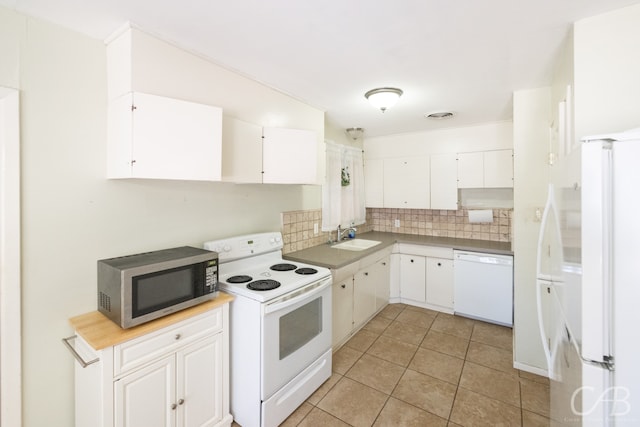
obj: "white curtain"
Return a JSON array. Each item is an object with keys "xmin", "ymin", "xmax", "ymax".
[{"xmin": 322, "ymin": 141, "xmax": 366, "ymax": 231}]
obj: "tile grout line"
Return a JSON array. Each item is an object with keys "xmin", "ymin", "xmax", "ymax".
[{"xmin": 294, "ymin": 304, "xmax": 544, "ymax": 427}]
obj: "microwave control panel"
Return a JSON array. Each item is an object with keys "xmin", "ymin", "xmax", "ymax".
[{"xmin": 205, "ymin": 259, "xmax": 218, "ymax": 292}]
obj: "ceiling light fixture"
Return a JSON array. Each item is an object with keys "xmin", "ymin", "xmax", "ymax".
[
  {"xmin": 364, "ymin": 87, "xmax": 403, "ymax": 113},
  {"xmin": 345, "ymin": 127, "xmax": 364, "ymax": 140},
  {"xmin": 425, "ymin": 111, "xmax": 454, "ymax": 119}
]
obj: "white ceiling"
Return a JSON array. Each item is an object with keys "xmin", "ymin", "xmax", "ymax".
[{"xmin": 2, "ymin": 0, "xmax": 639, "ymax": 137}]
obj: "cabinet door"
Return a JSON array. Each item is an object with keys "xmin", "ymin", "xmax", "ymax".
[
  {"xmin": 221, "ymin": 117, "xmax": 263, "ymax": 183},
  {"xmin": 128, "ymin": 92, "xmax": 222, "ymax": 181},
  {"xmin": 399, "ymin": 255, "xmax": 426, "ymax": 303},
  {"xmin": 484, "ymin": 149, "xmax": 513, "ymax": 188},
  {"xmin": 115, "ymin": 356, "xmax": 175, "ymax": 427},
  {"xmin": 332, "ymin": 279, "xmax": 354, "ymax": 347},
  {"xmin": 262, "ymin": 127, "xmax": 318, "ymax": 184},
  {"xmin": 364, "ymin": 158, "xmax": 384, "ymax": 207},
  {"xmin": 389, "ymin": 253, "xmax": 401, "ymax": 300},
  {"xmin": 178, "ymin": 335, "xmax": 224, "ymax": 427},
  {"xmin": 353, "ymin": 269, "xmax": 377, "ymax": 328},
  {"xmin": 426, "ymin": 258, "xmax": 454, "ymax": 309},
  {"xmin": 430, "ymin": 153, "xmax": 458, "ymax": 210},
  {"xmin": 372, "ymin": 257, "xmax": 391, "ymax": 311},
  {"xmin": 457, "ymin": 152, "xmax": 484, "ymax": 188},
  {"xmin": 383, "ymin": 157, "xmax": 430, "ymax": 208}
]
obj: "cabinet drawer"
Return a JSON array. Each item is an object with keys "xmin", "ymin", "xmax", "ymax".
[
  {"xmin": 114, "ymin": 308, "xmax": 222, "ymax": 377},
  {"xmin": 398, "ymin": 244, "xmax": 453, "ymax": 259},
  {"xmin": 358, "ymin": 246, "xmax": 393, "ymax": 269}
]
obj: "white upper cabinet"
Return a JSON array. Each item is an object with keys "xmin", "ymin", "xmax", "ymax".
[
  {"xmin": 262, "ymin": 127, "xmax": 318, "ymax": 184},
  {"xmin": 364, "ymin": 158, "xmax": 384, "ymax": 207},
  {"xmin": 484, "ymin": 149, "xmax": 514, "ymax": 188},
  {"xmin": 222, "ymin": 124, "xmax": 318, "ymax": 184},
  {"xmin": 456, "ymin": 152, "xmax": 484, "ymax": 188},
  {"xmin": 222, "ymin": 117, "xmax": 263, "ymax": 183},
  {"xmin": 383, "ymin": 157, "xmax": 430, "ymax": 209},
  {"xmin": 108, "ymin": 92, "xmax": 223, "ymax": 181},
  {"xmin": 457, "ymin": 149, "xmax": 513, "ymax": 188},
  {"xmin": 430, "ymin": 153, "xmax": 458, "ymax": 210}
]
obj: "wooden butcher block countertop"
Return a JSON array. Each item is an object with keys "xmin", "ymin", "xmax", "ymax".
[{"xmin": 69, "ymin": 292, "xmax": 234, "ymax": 350}]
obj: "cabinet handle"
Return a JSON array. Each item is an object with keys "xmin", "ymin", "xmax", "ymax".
[
  {"xmin": 178, "ymin": 399, "xmax": 185, "ymax": 405},
  {"xmin": 437, "ymin": 262, "xmax": 442, "ymax": 266},
  {"xmin": 175, "ymin": 334, "xmax": 181, "ymax": 340},
  {"xmin": 171, "ymin": 403, "xmax": 177, "ymax": 410},
  {"xmin": 364, "ymin": 272, "xmax": 369, "ymax": 276},
  {"xmin": 341, "ymin": 284, "xmax": 346, "ymax": 289},
  {"xmin": 62, "ymin": 335, "xmax": 100, "ymax": 368},
  {"xmin": 410, "ymin": 259, "xmax": 414, "ymax": 263},
  {"xmin": 382, "ymin": 262, "xmax": 386, "ymax": 266}
]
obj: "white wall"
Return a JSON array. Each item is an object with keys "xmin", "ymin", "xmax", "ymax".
[
  {"xmin": 512, "ymin": 30, "xmax": 575, "ymax": 374},
  {"xmin": 512, "ymin": 87, "xmax": 551, "ymax": 373},
  {"xmin": 324, "ymin": 118, "xmax": 363, "ymax": 149},
  {"xmin": 574, "ymin": 3, "xmax": 640, "ymax": 139},
  {"xmin": 0, "ymin": 7, "xmax": 325, "ymax": 426},
  {"xmin": 364, "ymin": 121, "xmax": 513, "ymax": 158}
]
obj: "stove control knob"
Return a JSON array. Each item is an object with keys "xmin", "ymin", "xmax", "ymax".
[
  {"xmin": 269, "ymin": 237, "xmax": 276, "ymax": 244},
  {"xmin": 275, "ymin": 236, "xmax": 282, "ymax": 242},
  {"xmin": 215, "ymin": 246, "xmax": 223, "ymax": 253},
  {"xmin": 223, "ymin": 245, "xmax": 231, "ymax": 252}
]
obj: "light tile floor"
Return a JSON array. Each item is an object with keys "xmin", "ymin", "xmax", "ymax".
[{"xmin": 236, "ymin": 303, "xmax": 551, "ymax": 427}]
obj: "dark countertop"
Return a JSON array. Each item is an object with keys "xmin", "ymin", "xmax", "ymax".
[{"xmin": 283, "ymin": 231, "xmax": 512, "ymax": 269}]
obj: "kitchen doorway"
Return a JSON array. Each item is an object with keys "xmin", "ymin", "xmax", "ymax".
[{"xmin": 0, "ymin": 87, "xmax": 21, "ymax": 427}]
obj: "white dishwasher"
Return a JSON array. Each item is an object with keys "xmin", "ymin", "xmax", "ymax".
[{"xmin": 453, "ymin": 251, "xmax": 513, "ymax": 327}]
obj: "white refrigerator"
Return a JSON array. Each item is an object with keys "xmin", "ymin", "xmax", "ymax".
[{"xmin": 536, "ymin": 128, "xmax": 640, "ymax": 426}]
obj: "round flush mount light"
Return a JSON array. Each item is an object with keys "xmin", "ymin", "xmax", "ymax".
[
  {"xmin": 345, "ymin": 127, "xmax": 364, "ymax": 140},
  {"xmin": 425, "ymin": 111, "xmax": 454, "ymax": 119},
  {"xmin": 365, "ymin": 87, "xmax": 403, "ymax": 113}
]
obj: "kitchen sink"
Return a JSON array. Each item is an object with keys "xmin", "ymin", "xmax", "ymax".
[{"xmin": 331, "ymin": 239, "xmax": 381, "ymax": 251}]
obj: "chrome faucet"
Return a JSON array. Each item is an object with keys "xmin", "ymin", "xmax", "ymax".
[{"xmin": 336, "ymin": 224, "xmax": 357, "ymax": 242}]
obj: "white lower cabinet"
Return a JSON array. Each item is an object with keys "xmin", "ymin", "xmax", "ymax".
[
  {"xmin": 353, "ymin": 268, "xmax": 377, "ymax": 328},
  {"xmin": 398, "ymin": 245, "xmax": 454, "ymax": 312},
  {"xmin": 354, "ymin": 256, "xmax": 390, "ymax": 326},
  {"xmin": 399, "ymin": 254, "xmax": 426, "ymax": 303},
  {"xmin": 425, "ymin": 257, "xmax": 454, "ymax": 309},
  {"xmin": 74, "ymin": 306, "xmax": 232, "ymax": 427},
  {"xmin": 115, "ymin": 354, "xmax": 175, "ymax": 427},
  {"xmin": 331, "ymin": 250, "xmax": 391, "ymax": 348},
  {"xmin": 332, "ymin": 278, "xmax": 354, "ymax": 347}
]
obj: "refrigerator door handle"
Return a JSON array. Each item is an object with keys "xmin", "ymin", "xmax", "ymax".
[
  {"xmin": 535, "ymin": 187, "xmax": 550, "ymax": 278},
  {"xmin": 536, "ymin": 184, "xmax": 561, "ymax": 280}
]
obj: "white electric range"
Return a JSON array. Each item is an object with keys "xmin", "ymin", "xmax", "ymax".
[{"xmin": 204, "ymin": 232, "xmax": 332, "ymax": 427}]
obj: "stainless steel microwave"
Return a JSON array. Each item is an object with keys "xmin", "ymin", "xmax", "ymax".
[{"xmin": 97, "ymin": 246, "xmax": 218, "ymax": 328}]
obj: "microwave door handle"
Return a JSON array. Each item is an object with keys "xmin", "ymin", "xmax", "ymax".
[{"xmin": 263, "ymin": 277, "xmax": 331, "ymax": 315}]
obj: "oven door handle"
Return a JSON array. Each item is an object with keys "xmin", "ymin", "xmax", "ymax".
[{"xmin": 263, "ymin": 276, "xmax": 332, "ymax": 314}]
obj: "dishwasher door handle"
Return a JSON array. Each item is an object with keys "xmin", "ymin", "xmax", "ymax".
[{"xmin": 455, "ymin": 252, "xmax": 512, "ymax": 266}]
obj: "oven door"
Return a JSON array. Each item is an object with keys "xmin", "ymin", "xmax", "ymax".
[{"xmin": 261, "ymin": 276, "xmax": 332, "ymax": 400}]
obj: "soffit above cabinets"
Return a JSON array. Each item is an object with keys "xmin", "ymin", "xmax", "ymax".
[{"xmin": 3, "ymin": 0, "xmax": 637, "ymax": 136}]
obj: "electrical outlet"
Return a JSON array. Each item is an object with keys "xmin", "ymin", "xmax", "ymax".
[
  {"xmin": 535, "ymin": 208, "xmax": 542, "ymax": 222},
  {"xmin": 313, "ymin": 223, "xmax": 319, "ymax": 234},
  {"xmin": 394, "ymin": 219, "xmax": 400, "ymax": 228}
]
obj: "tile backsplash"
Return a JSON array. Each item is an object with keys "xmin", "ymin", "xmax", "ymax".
[
  {"xmin": 281, "ymin": 209, "xmax": 374, "ymax": 254},
  {"xmin": 281, "ymin": 207, "xmax": 511, "ymax": 254},
  {"xmin": 367, "ymin": 208, "xmax": 512, "ymax": 242}
]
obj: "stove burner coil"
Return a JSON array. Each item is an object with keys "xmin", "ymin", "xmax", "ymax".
[
  {"xmin": 270, "ymin": 263, "xmax": 297, "ymax": 272},
  {"xmin": 295, "ymin": 268, "xmax": 318, "ymax": 275},
  {"xmin": 227, "ymin": 275, "xmax": 253, "ymax": 284},
  {"xmin": 247, "ymin": 279, "xmax": 281, "ymax": 291}
]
